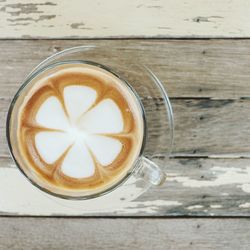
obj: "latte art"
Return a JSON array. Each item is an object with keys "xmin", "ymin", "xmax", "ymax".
[
  {"xmin": 16, "ymin": 63, "xmax": 144, "ymax": 197},
  {"xmin": 35, "ymin": 92, "xmax": 124, "ymax": 178}
]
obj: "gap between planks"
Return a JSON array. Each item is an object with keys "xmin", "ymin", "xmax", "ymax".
[{"xmin": 1, "ymin": 37, "xmax": 250, "ymax": 41}]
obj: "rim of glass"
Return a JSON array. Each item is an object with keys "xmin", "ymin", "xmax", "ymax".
[{"xmin": 6, "ymin": 45, "xmax": 174, "ymax": 200}]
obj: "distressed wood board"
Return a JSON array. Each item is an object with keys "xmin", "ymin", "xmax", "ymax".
[
  {"xmin": 1, "ymin": 157, "xmax": 250, "ymax": 216},
  {"xmin": 0, "ymin": 39, "xmax": 250, "ymax": 99},
  {"xmin": 0, "ymin": 0, "xmax": 250, "ymax": 38},
  {"xmin": 0, "ymin": 218, "xmax": 250, "ymax": 250},
  {"xmin": 1, "ymin": 1, "xmax": 250, "ymax": 248},
  {"xmin": 1, "ymin": 40, "xmax": 250, "ymax": 157},
  {"xmin": 2, "ymin": 98, "xmax": 250, "ymax": 157},
  {"xmin": 1, "ymin": 39, "xmax": 250, "ymax": 217}
]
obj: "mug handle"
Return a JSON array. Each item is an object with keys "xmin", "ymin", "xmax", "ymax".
[{"xmin": 135, "ymin": 157, "xmax": 166, "ymax": 186}]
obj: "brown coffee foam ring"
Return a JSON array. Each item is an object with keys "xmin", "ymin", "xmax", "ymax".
[{"xmin": 17, "ymin": 64, "xmax": 142, "ymax": 194}]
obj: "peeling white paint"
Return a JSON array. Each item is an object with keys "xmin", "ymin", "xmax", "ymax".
[
  {"xmin": 187, "ymin": 205, "xmax": 204, "ymax": 210},
  {"xmin": 2, "ymin": 164, "xmax": 250, "ymax": 215},
  {"xmin": 241, "ymin": 184, "xmax": 250, "ymax": 193},
  {"xmin": 239, "ymin": 203, "xmax": 250, "ymax": 208},
  {"xmin": 117, "ymin": 200, "xmax": 182, "ymax": 214},
  {"xmin": 0, "ymin": 0, "xmax": 249, "ymax": 38},
  {"xmin": 0, "ymin": 168, "xmax": 180, "ymax": 215},
  {"xmin": 210, "ymin": 205, "xmax": 222, "ymax": 208},
  {"xmin": 170, "ymin": 166, "xmax": 250, "ymax": 193}
]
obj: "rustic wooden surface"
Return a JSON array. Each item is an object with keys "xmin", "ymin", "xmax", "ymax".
[
  {"xmin": 1, "ymin": 1, "xmax": 250, "ymax": 249},
  {"xmin": 1, "ymin": 40, "xmax": 250, "ymax": 158},
  {"xmin": 0, "ymin": 40, "xmax": 250, "ymax": 217},
  {"xmin": 1, "ymin": 157, "xmax": 250, "ymax": 216},
  {"xmin": 0, "ymin": 218, "xmax": 250, "ymax": 250},
  {"xmin": 3, "ymin": 98, "xmax": 250, "ymax": 157},
  {"xmin": 1, "ymin": 39, "xmax": 250, "ymax": 99},
  {"xmin": 0, "ymin": 0, "xmax": 250, "ymax": 38}
]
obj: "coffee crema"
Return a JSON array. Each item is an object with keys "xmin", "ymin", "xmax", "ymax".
[{"xmin": 16, "ymin": 63, "xmax": 144, "ymax": 197}]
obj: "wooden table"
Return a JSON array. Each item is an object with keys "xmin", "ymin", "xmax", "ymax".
[{"xmin": 1, "ymin": 1, "xmax": 250, "ymax": 249}]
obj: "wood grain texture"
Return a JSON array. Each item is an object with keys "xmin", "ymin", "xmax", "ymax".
[
  {"xmin": 1, "ymin": 40, "xmax": 250, "ymax": 217},
  {"xmin": 1, "ymin": 40, "xmax": 250, "ymax": 157},
  {"xmin": 1, "ymin": 157, "xmax": 250, "ymax": 216},
  {"xmin": 2, "ymin": 98, "xmax": 250, "ymax": 157},
  {"xmin": 0, "ymin": 218, "xmax": 250, "ymax": 250},
  {"xmin": 0, "ymin": 39, "xmax": 250, "ymax": 99},
  {"xmin": 0, "ymin": 0, "xmax": 250, "ymax": 38}
]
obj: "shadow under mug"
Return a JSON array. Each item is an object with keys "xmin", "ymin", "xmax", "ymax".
[{"xmin": 6, "ymin": 46, "xmax": 174, "ymax": 203}]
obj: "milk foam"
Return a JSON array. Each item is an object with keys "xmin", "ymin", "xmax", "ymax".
[
  {"xmin": 35, "ymin": 131, "xmax": 73, "ymax": 164},
  {"xmin": 18, "ymin": 63, "xmax": 144, "ymax": 195},
  {"xmin": 85, "ymin": 135, "xmax": 122, "ymax": 166},
  {"xmin": 79, "ymin": 99, "xmax": 124, "ymax": 134},
  {"xmin": 34, "ymin": 86, "xmax": 124, "ymax": 179},
  {"xmin": 63, "ymin": 85, "xmax": 97, "ymax": 122},
  {"xmin": 36, "ymin": 96, "xmax": 70, "ymax": 131},
  {"xmin": 61, "ymin": 142, "xmax": 95, "ymax": 178}
]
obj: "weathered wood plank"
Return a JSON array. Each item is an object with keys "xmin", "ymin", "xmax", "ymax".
[
  {"xmin": 1, "ymin": 39, "xmax": 250, "ymax": 217},
  {"xmin": 1, "ymin": 40, "xmax": 250, "ymax": 157},
  {"xmin": 0, "ymin": 218, "xmax": 249, "ymax": 250},
  {"xmin": 2, "ymin": 98, "xmax": 250, "ymax": 157},
  {"xmin": 0, "ymin": 40, "xmax": 250, "ymax": 99},
  {"xmin": 1, "ymin": 157, "xmax": 250, "ymax": 216},
  {"xmin": 0, "ymin": 0, "xmax": 250, "ymax": 38}
]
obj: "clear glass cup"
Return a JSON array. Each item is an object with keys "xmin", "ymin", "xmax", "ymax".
[{"xmin": 6, "ymin": 46, "xmax": 174, "ymax": 210}]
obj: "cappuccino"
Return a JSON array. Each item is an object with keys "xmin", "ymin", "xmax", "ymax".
[{"xmin": 16, "ymin": 63, "xmax": 144, "ymax": 197}]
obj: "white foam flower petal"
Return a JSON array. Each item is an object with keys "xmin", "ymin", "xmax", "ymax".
[
  {"xmin": 35, "ymin": 131, "xmax": 73, "ymax": 164},
  {"xmin": 79, "ymin": 99, "xmax": 124, "ymax": 134},
  {"xmin": 64, "ymin": 85, "xmax": 97, "ymax": 122},
  {"xmin": 61, "ymin": 141, "xmax": 95, "ymax": 178},
  {"xmin": 86, "ymin": 135, "xmax": 122, "ymax": 166},
  {"xmin": 36, "ymin": 96, "xmax": 70, "ymax": 131}
]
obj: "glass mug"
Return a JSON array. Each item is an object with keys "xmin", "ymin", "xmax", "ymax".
[{"xmin": 6, "ymin": 46, "xmax": 174, "ymax": 210}]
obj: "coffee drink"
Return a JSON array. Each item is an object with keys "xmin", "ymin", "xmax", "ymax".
[{"xmin": 15, "ymin": 62, "xmax": 144, "ymax": 197}]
